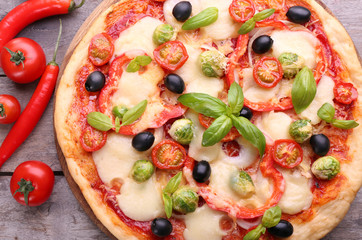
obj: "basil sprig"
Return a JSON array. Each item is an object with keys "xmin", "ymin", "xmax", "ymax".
[
  {"xmin": 87, "ymin": 112, "xmax": 114, "ymax": 131},
  {"xmin": 317, "ymin": 103, "xmax": 359, "ymax": 129},
  {"xmin": 162, "ymin": 172, "xmax": 182, "ymax": 218},
  {"xmin": 292, "ymin": 67, "xmax": 317, "ymax": 114},
  {"xmin": 182, "ymin": 7, "xmax": 218, "ymax": 30},
  {"xmin": 126, "ymin": 55, "xmax": 152, "ymax": 72},
  {"xmin": 121, "ymin": 100, "xmax": 147, "ymax": 126},
  {"xmin": 178, "ymin": 82, "xmax": 266, "ymax": 156},
  {"xmin": 238, "ymin": 9, "xmax": 275, "ymax": 35}
]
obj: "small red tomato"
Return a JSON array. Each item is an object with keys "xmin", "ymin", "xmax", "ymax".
[
  {"xmin": 88, "ymin": 33, "xmax": 114, "ymax": 66},
  {"xmin": 1, "ymin": 38, "xmax": 46, "ymax": 84},
  {"xmin": 229, "ymin": 0, "xmax": 256, "ymax": 22},
  {"xmin": 273, "ymin": 139, "xmax": 303, "ymax": 168},
  {"xmin": 153, "ymin": 41, "xmax": 189, "ymax": 71},
  {"xmin": 0, "ymin": 94, "xmax": 21, "ymax": 124},
  {"xmin": 10, "ymin": 161, "xmax": 54, "ymax": 206},
  {"xmin": 80, "ymin": 124, "xmax": 108, "ymax": 152},
  {"xmin": 333, "ymin": 82, "xmax": 358, "ymax": 104},
  {"xmin": 152, "ymin": 140, "xmax": 186, "ymax": 169},
  {"xmin": 253, "ymin": 57, "xmax": 283, "ymax": 88}
]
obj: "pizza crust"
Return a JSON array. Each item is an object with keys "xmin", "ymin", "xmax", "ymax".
[{"xmin": 54, "ymin": 0, "xmax": 362, "ymax": 239}]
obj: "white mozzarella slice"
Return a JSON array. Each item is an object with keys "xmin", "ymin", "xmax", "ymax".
[
  {"xmin": 163, "ymin": 0, "xmax": 202, "ymax": 30},
  {"xmin": 256, "ymin": 111, "xmax": 293, "ymax": 141},
  {"xmin": 176, "ymin": 44, "xmax": 224, "ymax": 98},
  {"xmin": 183, "ymin": 205, "xmax": 227, "ymax": 240},
  {"xmin": 186, "ymin": 110, "xmax": 222, "ymax": 162},
  {"xmin": 270, "ymin": 30, "xmax": 319, "ymax": 69},
  {"xmin": 278, "ymin": 169, "xmax": 313, "ymax": 215},
  {"xmin": 117, "ymin": 177, "xmax": 164, "ymax": 221},
  {"xmin": 114, "ymin": 17, "xmax": 163, "ymax": 56},
  {"xmin": 299, "ymin": 75, "xmax": 335, "ymax": 124}
]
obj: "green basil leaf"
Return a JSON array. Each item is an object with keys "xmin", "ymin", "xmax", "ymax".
[
  {"xmin": 262, "ymin": 206, "xmax": 282, "ymax": 228},
  {"xmin": 228, "ymin": 82, "xmax": 244, "ymax": 114},
  {"xmin": 202, "ymin": 115, "xmax": 232, "ymax": 147},
  {"xmin": 292, "ymin": 67, "xmax": 317, "ymax": 114},
  {"xmin": 238, "ymin": 18, "xmax": 256, "ymax": 35},
  {"xmin": 115, "ymin": 117, "xmax": 121, "ymax": 133},
  {"xmin": 126, "ymin": 55, "xmax": 152, "ymax": 72},
  {"xmin": 121, "ymin": 100, "xmax": 147, "ymax": 126},
  {"xmin": 87, "ymin": 112, "xmax": 114, "ymax": 131},
  {"xmin": 126, "ymin": 59, "xmax": 141, "ymax": 72},
  {"xmin": 182, "ymin": 7, "xmax": 218, "ymax": 30},
  {"xmin": 332, "ymin": 119, "xmax": 359, "ymax": 129},
  {"xmin": 136, "ymin": 55, "xmax": 152, "ymax": 66},
  {"xmin": 253, "ymin": 8, "xmax": 276, "ymax": 22},
  {"xmin": 317, "ymin": 103, "xmax": 335, "ymax": 123},
  {"xmin": 243, "ymin": 224, "xmax": 266, "ymax": 240},
  {"xmin": 231, "ymin": 115, "xmax": 266, "ymax": 156},
  {"xmin": 162, "ymin": 192, "xmax": 173, "ymax": 218},
  {"xmin": 164, "ymin": 172, "xmax": 182, "ymax": 195},
  {"xmin": 178, "ymin": 93, "xmax": 228, "ymax": 118}
]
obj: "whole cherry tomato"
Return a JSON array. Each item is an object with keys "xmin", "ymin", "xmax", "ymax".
[
  {"xmin": 0, "ymin": 94, "xmax": 21, "ymax": 124},
  {"xmin": 333, "ymin": 82, "xmax": 358, "ymax": 104},
  {"xmin": 10, "ymin": 161, "xmax": 54, "ymax": 206},
  {"xmin": 152, "ymin": 140, "xmax": 187, "ymax": 169},
  {"xmin": 153, "ymin": 41, "xmax": 189, "ymax": 71},
  {"xmin": 1, "ymin": 38, "xmax": 46, "ymax": 83},
  {"xmin": 229, "ymin": 0, "xmax": 255, "ymax": 22},
  {"xmin": 253, "ymin": 57, "xmax": 283, "ymax": 88},
  {"xmin": 273, "ymin": 139, "xmax": 303, "ymax": 168}
]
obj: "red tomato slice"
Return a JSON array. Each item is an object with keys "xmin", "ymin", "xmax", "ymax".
[
  {"xmin": 229, "ymin": 0, "xmax": 255, "ymax": 22},
  {"xmin": 88, "ymin": 33, "xmax": 114, "ymax": 66},
  {"xmin": 222, "ymin": 140, "xmax": 241, "ymax": 157},
  {"xmin": 198, "ymin": 114, "xmax": 240, "ymax": 142},
  {"xmin": 153, "ymin": 41, "xmax": 189, "ymax": 71},
  {"xmin": 0, "ymin": 94, "xmax": 21, "ymax": 124},
  {"xmin": 152, "ymin": 140, "xmax": 187, "ymax": 170},
  {"xmin": 333, "ymin": 82, "xmax": 358, "ymax": 105},
  {"xmin": 80, "ymin": 124, "xmax": 107, "ymax": 152},
  {"xmin": 253, "ymin": 57, "xmax": 283, "ymax": 89},
  {"xmin": 272, "ymin": 139, "xmax": 303, "ymax": 169}
]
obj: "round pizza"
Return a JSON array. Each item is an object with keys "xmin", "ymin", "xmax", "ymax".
[{"xmin": 54, "ymin": 0, "xmax": 362, "ymax": 239}]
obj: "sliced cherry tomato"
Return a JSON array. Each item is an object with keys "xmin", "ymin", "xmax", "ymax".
[
  {"xmin": 1, "ymin": 38, "xmax": 46, "ymax": 83},
  {"xmin": 0, "ymin": 94, "xmax": 21, "ymax": 124},
  {"xmin": 10, "ymin": 161, "xmax": 54, "ymax": 206},
  {"xmin": 80, "ymin": 124, "xmax": 107, "ymax": 152},
  {"xmin": 253, "ymin": 57, "xmax": 283, "ymax": 88},
  {"xmin": 229, "ymin": 0, "xmax": 255, "ymax": 22},
  {"xmin": 88, "ymin": 33, "xmax": 114, "ymax": 66},
  {"xmin": 152, "ymin": 140, "xmax": 186, "ymax": 170},
  {"xmin": 333, "ymin": 82, "xmax": 358, "ymax": 105},
  {"xmin": 153, "ymin": 41, "xmax": 189, "ymax": 71},
  {"xmin": 199, "ymin": 114, "xmax": 240, "ymax": 142},
  {"xmin": 273, "ymin": 139, "xmax": 303, "ymax": 168},
  {"xmin": 222, "ymin": 140, "xmax": 241, "ymax": 157}
]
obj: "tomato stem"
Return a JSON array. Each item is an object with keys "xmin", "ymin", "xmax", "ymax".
[
  {"xmin": 13, "ymin": 178, "xmax": 34, "ymax": 206},
  {"xmin": 4, "ymin": 47, "xmax": 25, "ymax": 69},
  {"xmin": 49, "ymin": 19, "xmax": 62, "ymax": 66},
  {"xmin": 0, "ymin": 103, "xmax": 5, "ymax": 117}
]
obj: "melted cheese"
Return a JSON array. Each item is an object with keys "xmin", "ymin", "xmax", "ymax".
[
  {"xmin": 183, "ymin": 205, "xmax": 227, "ymax": 240},
  {"xmin": 270, "ymin": 30, "xmax": 319, "ymax": 69},
  {"xmin": 117, "ymin": 177, "xmax": 164, "ymax": 221},
  {"xmin": 278, "ymin": 169, "xmax": 313, "ymax": 215},
  {"xmin": 257, "ymin": 111, "xmax": 293, "ymax": 141},
  {"xmin": 299, "ymin": 75, "xmax": 335, "ymax": 124}
]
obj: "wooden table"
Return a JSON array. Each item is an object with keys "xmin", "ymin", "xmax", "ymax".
[{"xmin": 0, "ymin": 0, "xmax": 361, "ymax": 239}]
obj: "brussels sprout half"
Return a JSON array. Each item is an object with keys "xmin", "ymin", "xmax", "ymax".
[
  {"xmin": 153, "ymin": 24, "xmax": 175, "ymax": 46},
  {"xmin": 131, "ymin": 160, "xmax": 155, "ymax": 183},
  {"xmin": 289, "ymin": 119, "xmax": 313, "ymax": 143},
  {"xmin": 230, "ymin": 170, "xmax": 255, "ymax": 198},
  {"xmin": 172, "ymin": 187, "xmax": 199, "ymax": 214},
  {"xmin": 278, "ymin": 52, "xmax": 305, "ymax": 79},
  {"xmin": 168, "ymin": 118, "xmax": 194, "ymax": 145},
  {"xmin": 199, "ymin": 50, "xmax": 227, "ymax": 78},
  {"xmin": 311, "ymin": 156, "xmax": 340, "ymax": 180}
]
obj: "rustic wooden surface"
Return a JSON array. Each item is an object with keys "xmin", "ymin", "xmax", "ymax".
[{"xmin": 0, "ymin": 0, "xmax": 361, "ymax": 239}]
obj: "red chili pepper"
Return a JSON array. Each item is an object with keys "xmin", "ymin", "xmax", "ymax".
[
  {"xmin": 0, "ymin": 0, "xmax": 84, "ymax": 68},
  {"xmin": 0, "ymin": 21, "xmax": 62, "ymax": 168}
]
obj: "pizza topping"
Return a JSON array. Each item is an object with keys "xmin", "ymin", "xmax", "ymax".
[
  {"xmin": 252, "ymin": 35, "xmax": 273, "ymax": 54},
  {"xmin": 192, "ymin": 160, "xmax": 211, "ymax": 183},
  {"xmin": 267, "ymin": 219, "xmax": 294, "ymax": 238},
  {"xmin": 151, "ymin": 218, "xmax": 173, "ymax": 237},
  {"xmin": 154, "ymin": 40, "xmax": 189, "ymax": 71},
  {"xmin": 164, "ymin": 73, "xmax": 185, "ymax": 94},
  {"xmin": 310, "ymin": 134, "xmax": 330, "ymax": 156},
  {"xmin": 230, "ymin": 170, "xmax": 255, "ymax": 198},
  {"xmin": 163, "ymin": 171, "xmax": 182, "ymax": 218},
  {"xmin": 80, "ymin": 124, "xmax": 107, "ymax": 152},
  {"xmin": 132, "ymin": 131, "xmax": 155, "ymax": 151},
  {"xmin": 286, "ymin": 6, "xmax": 312, "ymax": 24},
  {"xmin": 125, "ymin": 55, "xmax": 152, "ymax": 72},
  {"xmin": 311, "ymin": 156, "xmax": 340, "ymax": 180},
  {"xmin": 199, "ymin": 49, "xmax": 227, "ymax": 78},
  {"xmin": 272, "ymin": 139, "xmax": 303, "ymax": 169},
  {"xmin": 152, "ymin": 24, "xmax": 175, "ymax": 45},
  {"xmin": 152, "ymin": 140, "xmax": 187, "ymax": 169},
  {"xmin": 87, "ymin": 112, "xmax": 114, "ymax": 131},
  {"xmin": 182, "ymin": 7, "xmax": 219, "ymax": 30},
  {"xmin": 238, "ymin": 8, "xmax": 275, "ymax": 34},
  {"xmin": 88, "ymin": 33, "xmax": 114, "ymax": 66},
  {"xmin": 333, "ymin": 82, "xmax": 358, "ymax": 105},
  {"xmin": 317, "ymin": 103, "xmax": 359, "ymax": 129},
  {"xmin": 112, "ymin": 105, "xmax": 128, "ymax": 120},
  {"xmin": 168, "ymin": 118, "xmax": 194, "ymax": 144},
  {"xmin": 278, "ymin": 52, "xmax": 305, "ymax": 79},
  {"xmin": 85, "ymin": 71, "xmax": 106, "ymax": 92},
  {"xmin": 289, "ymin": 120, "xmax": 313, "ymax": 143},
  {"xmin": 172, "ymin": 1, "xmax": 192, "ymax": 22},
  {"xmin": 172, "ymin": 187, "xmax": 199, "ymax": 214},
  {"xmin": 131, "ymin": 160, "xmax": 155, "ymax": 183},
  {"xmin": 229, "ymin": 0, "xmax": 255, "ymax": 23},
  {"xmin": 253, "ymin": 57, "xmax": 283, "ymax": 88},
  {"xmin": 239, "ymin": 106, "xmax": 253, "ymax": 120}
]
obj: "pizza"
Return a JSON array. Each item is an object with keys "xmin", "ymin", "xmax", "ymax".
[{"xmin": 54, "ymin": 0, "xmax": 362, "ymax": 239}]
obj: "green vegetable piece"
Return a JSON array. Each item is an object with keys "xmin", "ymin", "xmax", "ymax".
[
  {"xmin": 182, "ymin": 7, "xmax": 219, "ymax": 30},
  {"xmin": 202, "ymin": 115, "xmax": 232, "ymax": 147},
  {"xmin": 126, "ymin": 55, "xmax": 152, "ymax": 72},
  {"xmin": 262, "ymin": 206, "xmax": 282, "ymax": 228},
  {"xmin": 332, "ymin": 119, "xmax": 359, "ymax": 129},
  {"xmin": 278, "ymin": 52, "xmax": 305, "ymax": 79},
  {"xmin": 153, "ymin": 24, "xmax": 174, "ymax": 45},
  {"xmin": 164, "ymin": 172, "xmax": 183, "ymax": 195},
  {"xmin": 121, "ymin": 100, "xmax": 147, "ymax": 126},
  {"xmin": 199, "ymin": 50, "xmax": 227, "ymax": 78},
  {"xmin": 228, "ymin": 82, "xmax": 244, "ymax": 115},
  {"xmin": 162, "ymin": 192, "xmax": 173, "ymax": 218},
  {"xmin": 291, "ymin": 67, "xmax": 317, "ymax": 114},
  {"xmin": 238, "ymin": 8, "xmax": 275, "ymax": 35},
  {"xmin": 289, "ymin": 119, "xmax": 313, "ymax": 143},
  {"xmin": 253, "ymin": 8, "xmax": 276, "ymax": 22},
  {"xmin": 317, "ymin": 103, "xmax": 335, "ymax": 123},
  {"xmin": 115, "ymin": 117, "xmax": 121, "ymax": 133},
  {"xmin": 131, "ymin": 160, "xmax": 154, "ymax": 183},
  {"xmin": 243, "ymin": 224, "xmax": 266, "ymax": 240},
  {"xmin": 230, "ymin": 170, "xmax": 255, "ymax": 198},
  {"xmin": 172, "ymin": 187, "xmax": 199, "ymax": 214},
  {"xmin": 87, "ymin": 112, "xmax": 114, "ymax": 131},
  {"xmin": 238, "ymin": 18, "xmax": 256, "ymax": 35},
  {"xmin": 311, "ymin": 156, "xmax": 340, "ymax": 180},
  {"xmin": 168, "ymin": 119, "xmax": 194, "ymax": 145},
  {"xmin": 112, "ymin": 105, "xmax": 128, "ymax": 119}
]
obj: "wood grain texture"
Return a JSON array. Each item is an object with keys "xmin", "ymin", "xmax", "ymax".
[{"xmin": 0, "ymin": 0, "xmax": 361, "ymax": 239}]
